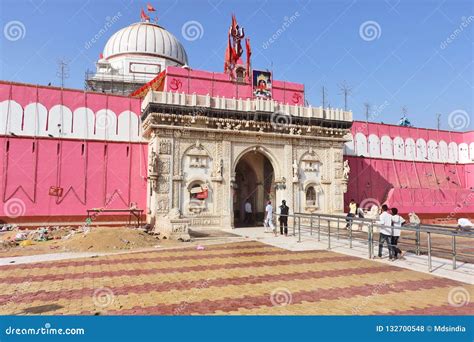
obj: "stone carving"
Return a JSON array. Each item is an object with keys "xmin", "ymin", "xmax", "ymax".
[
  {"xmin": 158, "ymin": 159, "xmax": 170, "ymax": 174},
  {"xmin": 156, "ymin": 194, "xmax": 169, "ymax": 214},
  {"xmin": 159, "ymin": 140, "xmax": 171, "ymax": 154},
  {"xmin": 292, "ymin": 159, "xmax": 299, "ymax": 182},
  {"xmin": 168, "ymin": 207, "xmax": 181, "ymax": 219},
  {"xmin": 343, "ymin": 160, "xmax": 350, "ymax": 180},
  {"xmin": 158, "ymin": 175, "xmax": 170, "ymax": 193},
  {"xmin": 212, "ymin": 159, "xmax": 223, "ymax": 180},
  {"xmin": 149, "ymin": 149, "xmax": 158, "ymax": 174}
]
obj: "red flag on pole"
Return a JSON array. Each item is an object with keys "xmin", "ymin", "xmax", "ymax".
[
  {"xmin": 147, "ymin": 4, "xmax": 156, "ymax": 12},
  {"xmin": 245, "ymin": 38, "xmax": 251, "ymax": 82},
  {"xmin": 141, "ymin": 8, "xmax": 150, "ymax": 21}
]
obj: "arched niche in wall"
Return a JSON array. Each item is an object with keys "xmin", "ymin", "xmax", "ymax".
[
  {"xmin": 368, "ymin": 134, "xmax": 380, "ymax": 157},
  {"xmin": 303, "ymin": 181, "xmax": 323, "ymax": 212},
  {"xmin": 405, "ymin": 138, "xmax": 416, "ymax": 160},
  {"xmin": 23, "ymin": 102, "xmax": 48, "ymax": 137},
  {"xmin": 438, "ymin": 140, "xmax": 449, "ymax": 162},
  {"xmin": 355, "ymin": 132, "xmax": 368, "ymax": 157},
  {"xmin": 0, "ymin": 100, "xmax": 23, "ymax": 136},
  {"xmin": 71, "ymin": 107, "xmax": 95, "ymax": 139},
  {"xmin": 415, "ymin": 138, "xmax": 427, "ymax": 161},
  {"xmin": 185, "ymin": 178, "xmax": 212, "ymax": 215},
  {"xmin": 94, "ymin": 109, "xmax": 117, "ymax": 140},
  {"xmin": 459, "ymin": 143, "xmax": 469, "ymax": 163},
  {"xmin": 393, "ymin": 136, "xmax": 404, "ymax": 159},
  {"xmin": 48, "ymin": 104, "xmax": 73, "ymax": 138},
  {"xmin": 427, "ymin": 140, "xmax": 438, "ymax": 161},
  {"xmin": 448, "ymin": 142, "xmax": 458, "ymax": 163},
  {"xmin": 470, "ymin": 142, "xmax": 474, "ymax": 162},
  {"xmin": 380, "ymin": 135, "xmax": 393, "ymax": 158},
  {"xmin": 115, "ymin": 110, "xmax": 140, "ymax": 142}
]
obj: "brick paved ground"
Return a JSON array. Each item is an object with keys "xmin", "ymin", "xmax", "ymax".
[{"xmin": 0, "ymin": 241, "xmax": 472, "ymax": 315}]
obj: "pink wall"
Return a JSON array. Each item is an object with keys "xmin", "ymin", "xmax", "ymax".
[
  {"xmin": 0, "ymin": 81, "xmax": 141, "ymax": 120},
  {"xmin": 352, "ymin": 121, "xmax": 467, "ymax": 144},
  {"xmin": 0, "ymin": 137, "xmax": 147, "ymax": 220},
  {"xmin": 0, "ymin": 82, "xmax": 147, "ymax": 221},
  {"xmin": 163, "ymin": 66, "xmax": 305, "ymax": 105},
  {"xmin": 345, "ymin": 121, "xmax": 474, "ymax": 217}
]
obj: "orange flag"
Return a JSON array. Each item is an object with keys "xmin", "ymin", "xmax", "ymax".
[
  {"xmin": 147, "ymin": 4, "xmax": 156, "ymax": 12},
  {"xmin": 140, "ymin": 8, "xmax": 150, "ymax": 21}
]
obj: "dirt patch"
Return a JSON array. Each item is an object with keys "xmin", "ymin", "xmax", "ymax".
[
  {"xmin": 0, "ymin": 226, "xmax": 171, "ymax": 257},
  {"xmin": 0, "ymin": 226, "xmax": 246, "ymax": 258}
]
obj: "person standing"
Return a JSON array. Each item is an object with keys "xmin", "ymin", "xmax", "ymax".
[
  {"xmin": 264, "ymin": 200, "xmax": 275, "ymax": 234},
  {"xmin": 279, "ymin": 200, "xmax": 289, "ymax": 236},
  {"xmin": 390, "ymin": 208, "xmax": 405, "ymax": 259},
  {"xmin": 244, "ymin": 200, "xmax": 252, "ymax": 225},
  {"xmin": 377, "ymin": 204, "xmax": 394, "ymax": 260},
  {"xmin": 345, "ymin": 199, "xmax": 357, "ymax": 229}
]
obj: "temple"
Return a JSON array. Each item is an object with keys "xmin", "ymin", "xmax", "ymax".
[{"xmin": 0, "ymin": 15, "xmax": 472, "ymax": 236}]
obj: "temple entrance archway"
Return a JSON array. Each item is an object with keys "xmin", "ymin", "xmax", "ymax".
[{"xmin": 233, "ymin": 150, "xmax": 275, "ymax": 227}]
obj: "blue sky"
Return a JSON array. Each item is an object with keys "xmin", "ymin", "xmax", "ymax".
[{"xmin": 0, "ymin": 0, "xmax": 472, "ymax": 130}]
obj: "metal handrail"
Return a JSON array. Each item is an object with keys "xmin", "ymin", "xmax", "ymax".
[{"xmin": 273, "ymin": 212, "xmax": 474, "ymax": 273}]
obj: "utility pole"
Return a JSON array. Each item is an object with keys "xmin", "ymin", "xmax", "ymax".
[
  {"xmin": 363, "ymin": 102, "xmax": 371, "ymax": 122},
  {"xmin": 321, "ymin": 86, "xmax": 327, "ymax": 109},
  {"xmin": 436, "ymin": 113, "xmax": 441, "ymax": 130},
  {"xmin": 338, "ymin": 81, "xmax": 352, "ymax": 111},
  {"xmin": 56, "ymin": 59, "xmax": 70, "ymax": 88}
]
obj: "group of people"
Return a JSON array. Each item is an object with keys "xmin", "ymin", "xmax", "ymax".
[
  {"xmin": 244, "ymin": 199, "xmax": 290, "ymax": 237},
  {"xmin": 377, "ymin": 204, "xmax": 406, "ymax": 261},
  {"xmin": 346, "ymin": 199, "xmax": 407, "ymax": 261}
]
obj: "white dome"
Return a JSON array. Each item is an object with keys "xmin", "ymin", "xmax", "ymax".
[{"xmin": 103, "ymin": 22, "xmax": 188, "ymax": 66}]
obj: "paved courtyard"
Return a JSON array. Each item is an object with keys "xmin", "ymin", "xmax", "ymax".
[{"xmin": 0, "ymin": 241, "xmax": 472, "ymax": 315}]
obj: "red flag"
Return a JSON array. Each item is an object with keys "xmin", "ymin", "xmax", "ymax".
[
  {"xmin": 147, "ymin": 4, "xmax": 156, "ymax": 12},
  {"xmin": 141, "ymin": 8, "xmax": 150, "ymax": 21},
  {"xmin": 99, "ymin": 53, "xmax": 103, "ymax": 59},
  {"xmin": 245, "ymin": 38, "xmax": 251, "ymax": 80}
]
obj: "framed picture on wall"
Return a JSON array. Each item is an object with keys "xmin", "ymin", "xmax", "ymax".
[{"xmin": 252, "ymin": 70, "xmax": 272, "ymax": 99}]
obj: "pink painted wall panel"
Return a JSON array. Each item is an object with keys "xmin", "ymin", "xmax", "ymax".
[
  {"xmin": 344, "ymin": 155, "xmax": 473, "ymax": 215},
  {"xmin": 352, "ymin": 121, "xmax": 466, "ymax": 144},
  {"xmin": 163, "ymin": 66, "xmax": 305, "ymax": 105},
  {"xmin": 0, "ymin": 137, "xmax": 147, "ymax": 219}
]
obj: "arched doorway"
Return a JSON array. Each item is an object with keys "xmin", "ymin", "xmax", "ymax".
[{"xmin": 233, "ymin": 150, "xmax": 275, "ymax": 227}]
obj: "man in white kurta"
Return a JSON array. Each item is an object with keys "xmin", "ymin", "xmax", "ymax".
[{"xmin": 264, "ymin": 201, "xmax": 275, "ymax": 234}]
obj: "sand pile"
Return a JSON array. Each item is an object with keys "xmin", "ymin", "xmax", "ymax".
[
  {"xmin": 0, "ymin": 226, "xmax": 162, "ymax": 256},
  {"xmin": 61, "ymin": 227, "xmax": 159, "ymax": 252}
]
